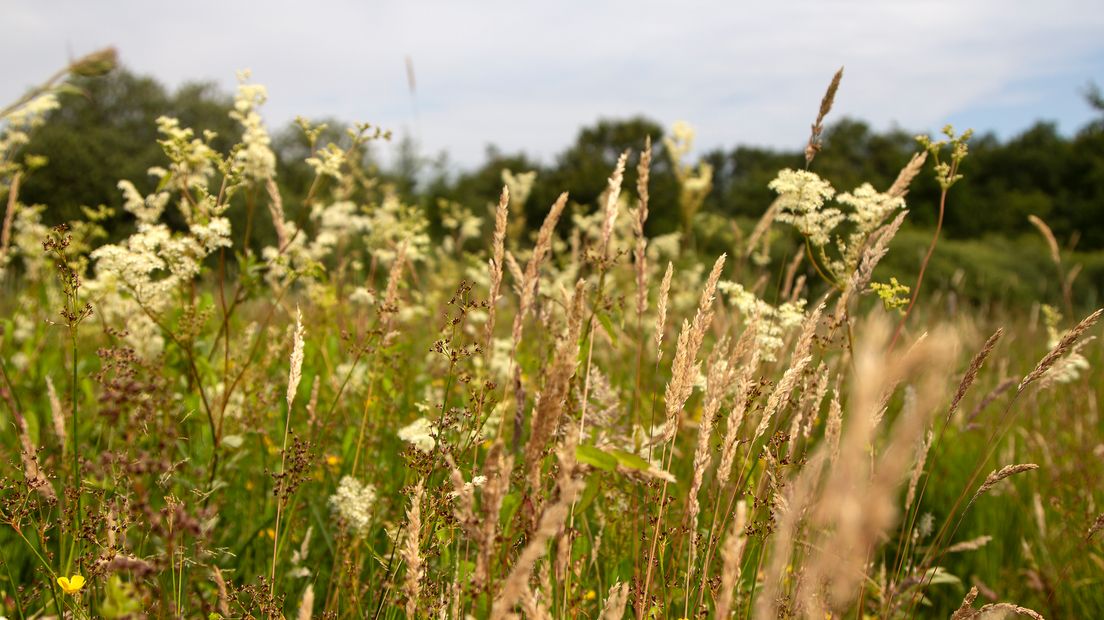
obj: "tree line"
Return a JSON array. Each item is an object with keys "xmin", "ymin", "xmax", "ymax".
[{"xmin": 16, "ymin": 68, "xmax": 1104, "ymax": 253}]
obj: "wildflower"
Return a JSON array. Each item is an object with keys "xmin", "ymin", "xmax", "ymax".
[
  {"xmin": 769, "ymin": 168, "xmax": 839, "ymax": 246},
  {"xmin": 838, "ymin": 183, "xmax": 905, "ymax": 236},
  {"xmin": 329, "ymin": 475, "xmax": 377, "ymax": 535},
  {"xmin": 305, "ymin": 143, "xmax": 346, "ymax": 181},
  {"xmin": 584, "ymin": 589, "xmax": 597, "ymax": 601},
  {"xmin": 57, "ymin": 574, "xmax": 85, "ymax": 595},
  {"xmin": 398, "ymin": 417, "xmax": 436, "ymax": 453},
  {"xmin": 871, "ymin": 278, "xmax": 911, "ymax": 314},
  {"xmin": 230, "ymin": 71, "xmax": 277, "ymax": 181}
]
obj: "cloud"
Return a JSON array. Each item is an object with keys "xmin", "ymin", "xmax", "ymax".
[{"xmin": 2, "ymin": 0, "xmax": 1102, "ymax": 167}]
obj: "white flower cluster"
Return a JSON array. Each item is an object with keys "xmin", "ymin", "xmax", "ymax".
[
  {"xmin": 86, "ymin": 117, "xmax": 236, "ymax": 357},
  {"xmin": 838, "ymin": 183, "xmax": 905, "ymax": 236},
  {"xmin": 769, "ymin": 169, "xmax": 840, "ymax": 246},
  {"xmin": 501, "ymin": 169, "xmax": 537, "ymax": 210},
  {"xmin": 0, "ymin": 93, "xmax": 59, "ymax": 159},
  {"xmin": 717, "ymin": 281, "xmax": 807, "ymax": 361},
  {"xmin": 154, "ymin": 117, "xmax": 217, "ymax": 189},
  {"xmin": 448, "ymin": 474, "xmax": 487, "ymax": 498},
  {"xmin": 230, "ymin": 71, "xmax": 276, "ymax": 181},
  {"xmin": 328, "ymin": 475, "xmax": 377, "ymax": 535},
  {"xmin": 398, "ymin": 417, "xmax": 436, "ymax": 453},
  {"xmin": 305, "ymin": 143, "xmax": 345, "ymax": 181}
]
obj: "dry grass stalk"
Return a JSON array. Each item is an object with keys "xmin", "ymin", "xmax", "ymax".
[
  {"xmin": 716, "ymin": 320, "xmax": 763, "ymax": 489},
  {"xmin": 965, "ymin": 377, "xmax": 1018, "ymax": 427},
  {"xmin": 600, "ymin": 150, "xmax": 629, "ymax": 257},
  {"xmin": 265, "ymin": 178, "xmax": 290, "ymax": 249},
  {"xmin": 477, "ymin": 441, "xmax": 514, "ymax": 586},
  {"xmin": 952, "ymin": 586, "xmax": 1045, "ymax": 620},
  {"xmin": 687, "ymin": 338, "xmax": 734, "ymax": 526},
  {"xmin": 211, "ymin": 566, "xmax": 232, "ymax": 618},
  {"xmin": 752, "ymin": 302, "xmax": 823, "ymax": 444},
  {"xmin": 485, "ymin": 185, "xmax": 510, "ymax": 348},
  {"xmin": 505, "ymin": 251, "xmax": 524, "ymax": 293},
  {"xmin": 654, "ymin": 262, "xmax": 673, "ymax": 355},
  {"xmin": 4, "ymin": 380, "xmax": 55, "ymax": 501},
  {"xmin": 600, "ymin": 582, "xmax": 630, "ymax": 620},
  {"xmin": 1087, "ymin": 512, "xmax": 1104, "ymax": 541},
  {"xmin": 799, "ymin": 361, "xmax": 830, "ymax": 439},
  {"xmin": 1020, "ymin": 308, "xmax": 1102, "ymax": 390},
  {"xmin": 662, "ymin": 254, "xmax": 726, "ymax": 443},
  {"xmin": 401, "ymin": 479, "xmax": 425, "ymax": 618},
  {"xmin": 825, "ymin": 379, "xmax": 844, "ymax": 464},
  {"xmin": 834, "ymin": 210, "xmax": 908, "ymax": 322},
  {"xmin": 492, "ymin": 433, "xmax": 583, "ymax": 619},
  {"xmin": 297, "ymin": 583, "xmax": 314, "ymax": 620},
  {"xmin": 634, "ymin": 138, "xmax": 653, "ymax": 317},
  {"xmin": 45, "ymin": 375, "xmax": 67, "ymax": 443},
  {"xmin": 511, "ymin": 194, "xmax": 570, "ymax": 448},
  {"xmin": 744, "ymin": 197, "xmax": 779, "ymax": 258},
  {"xmin": 287, "ymin": 306, "xmax": 305, "ymax": 410},
  {"xmin": 445, "ymin": 456, "xmax": 479, "ymax": 539},
  {"xmin": 947, "ymin": 535, "xmax": 993, "ymax": 553},
  {"xmin": 887, "ymin": 151, "xmax": 928, "ymax": 198},
  {"xmin": 948, "ymin": 329, "xmax": 1003, "ymax": 421},
  {"xmin": 780, "ymin": 251, "xmax": 805, "ymax": 300},
  {"xmin": 1028, "ymin": 214, "xmax": 1061, "ymax": 267},
  {"xmin": 524, "ymin": 279, "xmax": 586, "ymax": 489},
  {"xmin": 778, "ymin": 318, "xmax": 957, "ymax": 617},
  {"xmin": 715, "ymin": 500, "xmax": 748, "ymax": 619},
  {"xmin": 513, "ymin": 193, "xmax": 570, "ymax": 343},
  {"xmin": 805, "ymin": 66, "xmax": 844, "ymax": 166},
  {"xmin": 904, "ymin": 428, "xmax": 933, "ymax": 511},
  {"xmin": 972, "ymin": 463, "xmax": 1039, "ymax": 500},
  {"xmin": 0, "ymin": 171, "xmax": 21, "ymax": 260}
]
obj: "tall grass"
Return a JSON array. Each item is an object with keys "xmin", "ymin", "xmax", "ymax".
[{"xmin": 0, "ymin": 55, "xmax": 1101, "ymax": 619}]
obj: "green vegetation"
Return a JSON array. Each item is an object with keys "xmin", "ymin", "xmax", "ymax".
[{"xmin": 0, "ymin": 51, "xmax": 1102, "ymax": 619}]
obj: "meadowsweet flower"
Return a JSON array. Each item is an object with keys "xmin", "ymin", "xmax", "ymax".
[
  {"xmin": 57, "ymin": 574, "xmax": 85, "ymax": 595},
  {"xmin": 501, "ymin": 169, "xmax": 537, "ymax": 209},
  {"xmin": 329, "ymin": 475, "xmax": 377, "ymax": 535},
  {"xmin": 769, "ymin": 169, "xmax": 839, "ymax": 246},
  {"xmin": 117, "ymin": 180, "xmax": 168, "ymax": 224},
  {"xmin": 718, "ymin": 281, "xmax": 807, "ymax": 361},
  {"xmin": 305, "ymin": 143, "xmax": 345, "ymax": 181},
  {"xmin": 230, "ymin": 71, "xmax": 276, "ymax": 181},
  {"xmin": 838, "ymin": 183, "xmax": 905, "ymax": 236},
  {"xmin": 398, "ymin": 417, "xmax": 436, "ymax": 452}
]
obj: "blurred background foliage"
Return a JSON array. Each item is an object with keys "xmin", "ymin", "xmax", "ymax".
[{"xmin": 13, "ymin": 67, "xmax": 1104, "ymax": 307}]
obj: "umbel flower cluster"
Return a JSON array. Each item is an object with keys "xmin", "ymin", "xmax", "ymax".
[{"xmin": 770, "ymin": 168, "xmax": 905, "ymax": 285}]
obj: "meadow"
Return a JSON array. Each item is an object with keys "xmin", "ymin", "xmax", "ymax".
[{"xmin": 0, "ymin": 51, "xmax": 1102, "ymax": 619}]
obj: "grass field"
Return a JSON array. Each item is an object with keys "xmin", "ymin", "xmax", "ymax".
[{"xmin": 0, "ymin": 52, "xmax": 1102, "ymax": 619}]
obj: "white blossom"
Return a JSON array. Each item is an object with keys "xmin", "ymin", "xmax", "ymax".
[{"xmin": 328, "ymin": 476, "xmax": 377, "ymax": 535}]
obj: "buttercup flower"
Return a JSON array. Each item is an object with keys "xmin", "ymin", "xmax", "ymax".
[{"xmin": 57, "ymin": 574, "xmax": 85, "ymax": 595}]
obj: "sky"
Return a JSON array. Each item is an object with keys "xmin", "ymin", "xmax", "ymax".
[{"xmin": 3, "ymin": 0, "xmax": 1103, "ymax": 169}]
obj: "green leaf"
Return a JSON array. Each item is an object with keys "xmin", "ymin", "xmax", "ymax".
[
  {"xmin": 609, "ymin": 448, "xmax": 651, "ymax": 471},
  {"xmin": 576, "ymin": 477, "xmax": 602, "ymax": 513},
  {"xmin": 575, "ymin": 445, "xmax": 618, "ymax": 471},
  {"xmin": 596, "ymin": 311, "xmax": 619, "ymax": 347}
]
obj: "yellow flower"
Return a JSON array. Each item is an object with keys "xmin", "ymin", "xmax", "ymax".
[
  {"xmin": 584, "ymin": 589, "xmax": 596, "ymax": 601},
  {"xmin": 57, "ymin": 574, "xmax": 85, "ymax": 595}
]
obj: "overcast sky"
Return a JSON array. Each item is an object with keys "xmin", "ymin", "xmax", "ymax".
[{"xmin": 4, "ymin": 0, "xmax": 1103, "ymax": 168}]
